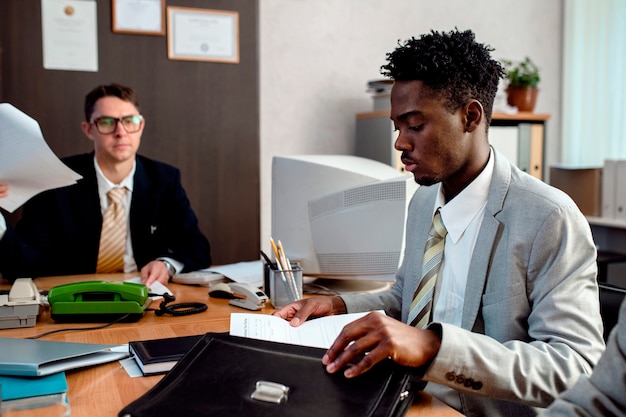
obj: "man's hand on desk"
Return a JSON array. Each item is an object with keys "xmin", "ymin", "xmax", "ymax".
[
  {"xmin": 140, "ymin": 260, "xmax": 172, "ymax": 286},
  {"xmin": 0, "ymin": 183, "xmax": 8, "ymax": 198}
]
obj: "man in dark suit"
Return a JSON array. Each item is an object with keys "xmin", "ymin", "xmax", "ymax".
[{"xmin": 0, "ymin": 83, "xmax": 211, "ymax": 285}]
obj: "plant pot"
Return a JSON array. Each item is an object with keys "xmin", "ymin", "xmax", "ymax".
[{"xmin": 506, "ymin": 86, "xmax": 538, "ymax": 112}]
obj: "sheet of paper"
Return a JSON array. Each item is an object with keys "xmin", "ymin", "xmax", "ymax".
[
  {"xmin": 125, "ymin": 277, "xmax": 172, "ymax": 301},
  {"xmin": 229, "ymin": 311, "xmax": 384, "ymax": 349},
  {"xmin": 203, "ymin": 260, "xmax": 263, "ymax": 287},
  {"xmin": 120, "ymin": 356, "xmax": 144, "ymax": 378},
  {"xmin": 0, "ymin": 103, "xmax": 82, "ymax": 213}
]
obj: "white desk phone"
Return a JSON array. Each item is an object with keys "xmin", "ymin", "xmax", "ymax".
[{"xmin": 0, "ymin": 277, "xmax": 41, "ymax": 329}]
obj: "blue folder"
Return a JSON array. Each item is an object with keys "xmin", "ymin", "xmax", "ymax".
[{"xmin": 0, "ymin": 372, "xmax": 67, "ymax": 401}]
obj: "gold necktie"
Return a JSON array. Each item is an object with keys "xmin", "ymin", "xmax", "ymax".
[
  {"xmin": 408, "ymin": 209, "xmax": 447, "ymax": 328},
  {"xmin": 96, "ymin": 188, "xmax": 126, "ymax": 273}
]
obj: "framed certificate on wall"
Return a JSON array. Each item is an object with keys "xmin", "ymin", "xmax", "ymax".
[
  {"xmin": 112, "ymin": 0, "xmax": 165, "ymax": 36},
  {"xmin": 167, "ymin": 6, "xmax": 239, "ymax": 63}
]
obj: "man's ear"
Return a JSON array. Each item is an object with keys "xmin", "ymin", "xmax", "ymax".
[
  {"xmin": 81, "ymin": 121, "xmax": 95, "ymax": 140},
  {"xmin": 464, "ymin": 100, "xmax": 483, "ymax": 132}
]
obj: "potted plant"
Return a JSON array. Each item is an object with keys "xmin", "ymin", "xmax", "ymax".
[{"xmin": 501, "ymin": 56, "xmax": 540, "ymax": 112}]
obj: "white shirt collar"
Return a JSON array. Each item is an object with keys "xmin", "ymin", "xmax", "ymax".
[
  {"xmin": 94, "ymin": 157, "xmax": 136, "ymax": 194},
  {"xmin": 434, "ymin": 148, "xmax": 495, "ymax": 244}
]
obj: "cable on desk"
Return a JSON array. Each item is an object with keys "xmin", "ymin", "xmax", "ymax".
[
  {"xmin": 26, "ymin": 313, "xmax": 131, "ymax": 339},
  {"xmin": 25, "ymin": 294, "xmax": 206, "ymax": 339},
  {"xmin": 148, "ymin": 293, "xmax": 207, "ymax": 317}
]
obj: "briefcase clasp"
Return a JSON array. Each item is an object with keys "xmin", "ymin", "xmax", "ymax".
[{"xmin": 251, "ymin": 380, "xmax": 289, "ymax": 404}]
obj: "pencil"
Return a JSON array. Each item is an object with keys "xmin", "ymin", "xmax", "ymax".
[
  {"xmin": 269, "ymin": 237, "xmax": 285, "ymax": 269},
  {"xmin": 270, "ymin": 237, "xmax": 296, "ymax": 301},
  {"xmin": 284, "ymin": 254, "xmax": 301, "ymax": 301},
  {"xmin": 277, "ymin": 240, "xmax": 299, "ymax": 300}
]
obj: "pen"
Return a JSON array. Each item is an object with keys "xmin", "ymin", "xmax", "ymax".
[
  {"xmin": 270, "ymin": 237, "xmax": 297, "ymax": 301},
  {"xmin": 278, "ymin": 240, "xmax": 300, "ymax": 301}
]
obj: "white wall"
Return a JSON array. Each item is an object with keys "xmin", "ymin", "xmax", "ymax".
[{"xmin": 259, "ymin": 0, "xmax": 563, "ymax": 253}]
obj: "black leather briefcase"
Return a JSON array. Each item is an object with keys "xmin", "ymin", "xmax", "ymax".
[{"xmin": 119, "ymin": 332, "xmax": 423, "ymax": 417}]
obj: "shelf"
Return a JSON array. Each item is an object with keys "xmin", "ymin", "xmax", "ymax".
[
  {"xmin": 587, "ymin": 216, "xmax": 626, "ymax": 229},
  {"xmin": 492, "ymin": 112, "xmax": 551, "ymax": 122}
]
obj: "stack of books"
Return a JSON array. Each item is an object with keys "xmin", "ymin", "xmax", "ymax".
[
  {"xmin": 0, "ymin": 337, "xmax": 129, "ymax": 414},
  {"xmin": 0, "ymin": 372, "xmax": 69, "ymax": 414}
]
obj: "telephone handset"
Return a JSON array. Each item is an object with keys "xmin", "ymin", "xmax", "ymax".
[
  {"xmin": 7, "ymin": 277, "xmax": 40, "ymax": 302},
  {"xmin": 48, "ymin": 281, "xmax": 151, "ymax": 322},
  {"xmin": 0, "ymin": 278, "xmax": 41, "ymax": 329}
]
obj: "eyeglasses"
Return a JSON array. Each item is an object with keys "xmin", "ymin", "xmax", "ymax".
[{"xmin": 91, "ymin": 115, "xmax": 144, "ymax": 134}]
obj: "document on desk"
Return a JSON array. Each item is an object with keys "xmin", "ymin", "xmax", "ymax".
[
  {"xmin": 0, "ymin": 103, "xmax": 82, "ymax": 213},
  {"xmin": 203, "ymin": 260, "xmax": 264, "ymax": 287},
  {"xmin": 126, "ymin": 277, "xmax": 173, "ymax": 300},
  {"xmin": 229, "ymin": 311, "xmax": 384, "ymax": 349}
]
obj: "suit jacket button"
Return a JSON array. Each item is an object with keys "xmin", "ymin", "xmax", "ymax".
[
  {"xmin": 464, "ymin": 378, "xmax": 474, "ymax": 387},
  {"xmin": 455, "ymin": 374, "xmax": 465, "ymax": 385},
  {"xmin": 472, "ymin": 381, "xmax": 483, "ymax": 390},
  {"xmin": 445, "ymin": 372, "xmax": 456, "ymax": 381}
]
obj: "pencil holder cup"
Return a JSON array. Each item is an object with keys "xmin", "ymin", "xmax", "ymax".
[{"xmin": 266, "ymin": 264, "xmax": 303, "ymax": 309}]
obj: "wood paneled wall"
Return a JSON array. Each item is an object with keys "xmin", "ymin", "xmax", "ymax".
[{"xmin": 0, "ymin": 0, "xmax": 260, "ymax": 266}]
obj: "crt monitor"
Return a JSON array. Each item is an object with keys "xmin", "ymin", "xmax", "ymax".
[{"xmin": 271, "ymin": 155, "xmax": 418, "ymax": 286}]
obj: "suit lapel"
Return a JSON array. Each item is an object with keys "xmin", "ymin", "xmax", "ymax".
[
  {"xmin": 129, "ymin": 157, "xmax": 151, "ymax": 237},
  {"xmin": 71, "ymin": 154, "xmax": 103, "ymax": 230},
  {"xmin": 461, "ymin": 149, "xmax": 511, "ymax": 330}
]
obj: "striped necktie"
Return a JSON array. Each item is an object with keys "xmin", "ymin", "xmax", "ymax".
[
  {"xmin": 96, "ymin": 187, "xmax": 126, "ymax": 273},
  {"xmin": 408, "ymin": 209, "xmax": 447, "ymax": 328}
]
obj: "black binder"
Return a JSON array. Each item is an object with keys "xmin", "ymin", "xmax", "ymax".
[{"xmin": 119, "ymin": 333, "xmax": 423, "ymax": 417}]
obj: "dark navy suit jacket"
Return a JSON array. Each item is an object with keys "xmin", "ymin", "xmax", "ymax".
[{"xmin": 0, "ymin": 153, "xmax": 211, "ymax": 280}]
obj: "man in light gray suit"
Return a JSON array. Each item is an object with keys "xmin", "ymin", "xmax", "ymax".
[
  {"xmin": 274, "ymin": 29, "xmax": 605, "ymax": 417},
  {"xmin": 541, "ymin": 298, "xmax": 626, "ymax": 416}
]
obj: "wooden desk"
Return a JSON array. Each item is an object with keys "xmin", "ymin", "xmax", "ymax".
[{"xmin": 0, "ymin": 274, "xmax": 463, "ymax": 417}]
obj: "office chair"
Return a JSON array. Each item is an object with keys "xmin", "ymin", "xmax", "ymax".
[{"xmin": 598, "ymin": 282, "xmax": 626, "ymax": 341}]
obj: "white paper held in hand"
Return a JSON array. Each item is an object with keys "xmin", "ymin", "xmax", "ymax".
[
  {"xmin": 229, "ymin": 311, "xmax": 385, "ymax": 349},
  {"xmin": 0, "ymin": 103, "xmax": 82, "ymax": 212}
]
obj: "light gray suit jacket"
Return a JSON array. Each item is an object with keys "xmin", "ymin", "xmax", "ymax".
[
  {"xmin": 341, "ymin": 150, "xmax": 606, "ymax": 417},
  {"xmin": 540, "ymin": 298, "xmax": 626, "ymax": 416}
]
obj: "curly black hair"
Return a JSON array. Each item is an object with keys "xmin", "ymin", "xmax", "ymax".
[{"xmin": 380, "ymin": 29, "xmax": 504, "ymax": 124}]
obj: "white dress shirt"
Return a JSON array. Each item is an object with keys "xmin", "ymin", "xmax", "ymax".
[{"xmin": 431, "ymin": 149, "xmax": 495, "ymax": 327}]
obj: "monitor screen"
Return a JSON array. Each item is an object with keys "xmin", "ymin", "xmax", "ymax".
[{"xmin": 271, "ymin": 155, "xmax": 418, "ymax": 286}]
